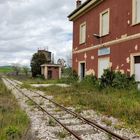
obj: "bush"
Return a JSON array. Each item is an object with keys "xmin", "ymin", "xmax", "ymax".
[
  {"xmin": 112, "ymin": 72, "xmax": 136, "ymax": 89},
  {"xmin": 81, "ymin": 75, "xmax": 97, "ymax": 87},
  {"xmin": 99, "ymin": 69, "xmax": 115, "ymax": 88},
  {"xmin": 60, "ymin": 70, "xmax": 78, "ymax": 84},
  {"xmin": 36, "ymin": 74, "xmax": 45, "ymax": 80},
  {"xmin": 99, "ymin": 69, "xmax": 137, "ymax": 89}
]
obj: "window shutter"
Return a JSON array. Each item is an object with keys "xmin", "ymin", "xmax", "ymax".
[
  {"xmin": 82, "ymin": 24, "xmax": 86, "ymax": 43},
  {"xmin": 136, "ymin": 0, "xmax": 140, "ymax": 23},
  {"xmin": 80, "ymin": 23, "xmax": 86, "ymax": 44},
  {"xmin": 101, "ymin": 11, "xmax": 109, "ymax": 36}
]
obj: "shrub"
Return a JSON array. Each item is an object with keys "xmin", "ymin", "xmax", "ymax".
[
  {"xmin": 82, "ymin": 75, "xmax": 97, "ymax": 84},
  {"xmin": 36, "ymin": 74, "xmax": 45, "ymax": 80},
  {"xmin": 112, "ymin": 72, "xmax": 136, "ymax": 89},
  {"xmin": 99, "ymin": 69, "xmax": 115, "ymax": 88},
  {"xmin": 99, "ymin": 69, "xmax": 137, "ymax": 89},
  {"xmin": 60, "ymin": 70, "xmax": 78, "ymax": 84},
  {"xmin": 80, "ymin": 75, "xmax": 98, "ymax": 88}
]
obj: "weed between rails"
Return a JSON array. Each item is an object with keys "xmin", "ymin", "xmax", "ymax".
[
  {"xmin": 36, "ymin": 84, "xmax": 140, "ymax": 134},
  {"xmin": 56, "ymin": 130, "xmax": 68, "ymax": 139}
]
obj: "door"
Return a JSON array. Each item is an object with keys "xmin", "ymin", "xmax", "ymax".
[
  {"xmin": 134, "ymin": 56, "xmax": 140, "ymax": 82},
  {"xmin": 48, "ymin": 70, "xmax": 52, "ymax": 79},
  {"xmin": 98, "ymin": 57, "xmax": 110, "ymax": 78},
  {"xmin": 79, "ymin": 62, "xmax": 85, "ymax": 80}
]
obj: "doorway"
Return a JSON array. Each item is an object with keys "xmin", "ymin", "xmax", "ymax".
[
  {"xmin": 48, "ymin": 70, "xmax": 52, "ymax": 79},
  {"xmin": 79, "ymin": 62, "xmax": 85, "ymax": 80},
  {"xmin": 134, "ymin": 56, "xmax": 140, "ymax": 82}
]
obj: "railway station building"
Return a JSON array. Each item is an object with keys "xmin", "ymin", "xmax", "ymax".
[{"xmin": 68, "ymin": 0, "xmax": 140, "ymax": 81}]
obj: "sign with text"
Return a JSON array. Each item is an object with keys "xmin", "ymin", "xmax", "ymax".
[{"xmin": 98, "ymin": 47, "xmax": 110, "ymax": 56}]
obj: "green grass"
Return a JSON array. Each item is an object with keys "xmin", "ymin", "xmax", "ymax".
[
  {"xmin": 8, "ymin": 74, "xmax": 140, "ymax": 135},
  {"xmin": 48, "ymin": 118, "xmax": 56, "ymax": 126},
  {"xmin": 36, "ymin": 83, "xmax": 140, "ymax": 135},
  {"xmin": 23, "ymin": 78, "xmax": 59, "ymax": 84},
  {"xmin": 101, "ymin": 118, "xmax": 112, "ymax": 126},
  {"xmin": 0, "ymin": 78, "xmax": 30, "ymax": 140},
  {"xmin": 56, "ymin": 130, "xmax": 68, "ymax": 139},
  {"xmin": 0, "ymin": 66, "xmax": 13, "ymax": 73},
  {"xmin": 9, "ymin": 75, "xmax": 60, "ymax": 84}
]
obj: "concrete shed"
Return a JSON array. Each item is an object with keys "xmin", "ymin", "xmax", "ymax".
[{"xmin": 41, "ymin": 64, "xmax": 61, "ymax": 80}]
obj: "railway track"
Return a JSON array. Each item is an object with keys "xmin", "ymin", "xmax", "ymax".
[{"xmin": 3, "ymin": 78, "xmax": 130, "ymax": 140}]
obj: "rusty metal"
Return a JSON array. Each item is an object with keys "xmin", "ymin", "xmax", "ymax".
[
  {"xmin": 6, "ymin": 78, "xmax": 129, "ymax": 140},
  {"xmin": 35, "ymin": 91, "xmax": 129, "ymax": 140},
  {"xmin": 4, "ymin": 78, "xmax": 83, "ymax": 140}
]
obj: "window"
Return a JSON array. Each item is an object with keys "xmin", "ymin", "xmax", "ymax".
[
  {"xmin": 100, "ymin": 9, "xmax": 109, "ymax": 36},
  {"xmin": 133, "ymin": 0, "xmax": 140, "ymax": 24},
  {"xmin": 79, "ymin": 22, "xmax": 86, "ymax": 44}
]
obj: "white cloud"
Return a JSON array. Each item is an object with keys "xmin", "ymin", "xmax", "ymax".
[{"xmin": 0, "ymin": 0, "xmax": 76, "ymax": 66}]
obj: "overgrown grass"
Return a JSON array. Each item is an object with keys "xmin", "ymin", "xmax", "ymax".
[
  {"xmin": 37, "ymin": 84, "xmax": 140, "ymax": 134},
  {"xmin": 8, "ymin": 70, "xmax": 140, "ymax": 134},
  {"xmin": 8, "ymin": 68, "xmax": 78, "ymax": 85},
  {"xmin": 0, "ymin": 78, "xmax": 30, "ymax": 140},
  {"xmin": 0, "ymin": 66, "xmax": 13, "ymax": 74},
  {"xmin": 9, "ymin": 75, "xmax": 60, "ymax": 85}
]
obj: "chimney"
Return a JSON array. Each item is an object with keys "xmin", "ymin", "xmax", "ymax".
[{"xmin": 76, "ymin": 0, "xmax": 82, "ymax": 8}]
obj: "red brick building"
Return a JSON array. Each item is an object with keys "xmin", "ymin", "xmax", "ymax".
[
  {"xmin": 41, "ymin": 64, "xmax": 61, "ymax": 79},
  {"xmin": 68, "ymin": 0, "xmax": 140, "ymax": 81}
]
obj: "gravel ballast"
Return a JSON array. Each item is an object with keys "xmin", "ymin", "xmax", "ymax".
[{"xmin": 3, "ymin": 78, "xmax": 140, "ymax": 140}]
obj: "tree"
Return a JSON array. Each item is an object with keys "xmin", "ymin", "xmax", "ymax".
[
  {"xmin": 57, "ymin": 58, "xmax": 66, "ymax": 73},
  {"xmin": 22, "ymin": 66, "xmax": 29, "ymax": 76},
  {"xmin": 12, "ymin": 63, "xmax": 21, "ymax": 76},
  {"xmin": 57, "ymin": 58, "xmax": 66, "ymax": 67},
  {"xmin": 31, "ymin": 51, "xmax": 51, "ymax": 77}
]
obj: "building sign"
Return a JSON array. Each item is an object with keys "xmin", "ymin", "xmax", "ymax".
[{"xmin": 98, "ymin": 47, "xmax": 110, "ymax": 56}]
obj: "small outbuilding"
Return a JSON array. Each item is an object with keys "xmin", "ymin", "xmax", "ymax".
[{"xmin": 41, "ymin": 64, "xmax": 62, "ymax": 80}]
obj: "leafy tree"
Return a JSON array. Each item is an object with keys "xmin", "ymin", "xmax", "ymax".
[
  {"xmin": 57, "ymin": 58, "xmax": 66, "ymax": 73},
  {"xmin": 31, "ymin": 51, "xmax": 50, "ymax": 77},
  {"xmin": 12, "ymin": 63, "xmax": 21, "ymax": 76},
  {"xmin": 22, "ymin": 66, "xmax": 29, "ymax": 76},
  {"xmin": 57, "ymin": 58, "xmax": 66, "ymax": 67}
]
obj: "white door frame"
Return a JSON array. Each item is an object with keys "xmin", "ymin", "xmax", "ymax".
[
  {"xmin": 78, "ymin": 61, "xmax": 86, "ymax": 80},
  {"xmin": 130, "ymin": 53, "xmax": 140, "ymax": 75}
]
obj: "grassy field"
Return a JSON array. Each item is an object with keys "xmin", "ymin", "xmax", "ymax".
[
  {"xmin": 0, "ymin": 78, "xmax": 30, "ymax": 140},
  {"xmin": 0, "ymin": 66, "xmax": 13, "ymax": 73},
  {"xmin": 36, "ymin": 83, "xmax": 140, "ymax": 135}
]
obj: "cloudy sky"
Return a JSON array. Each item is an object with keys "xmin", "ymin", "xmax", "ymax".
[{"xmin": 0, "ymin": 0, "xmax": 80, "ymax": 66}]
